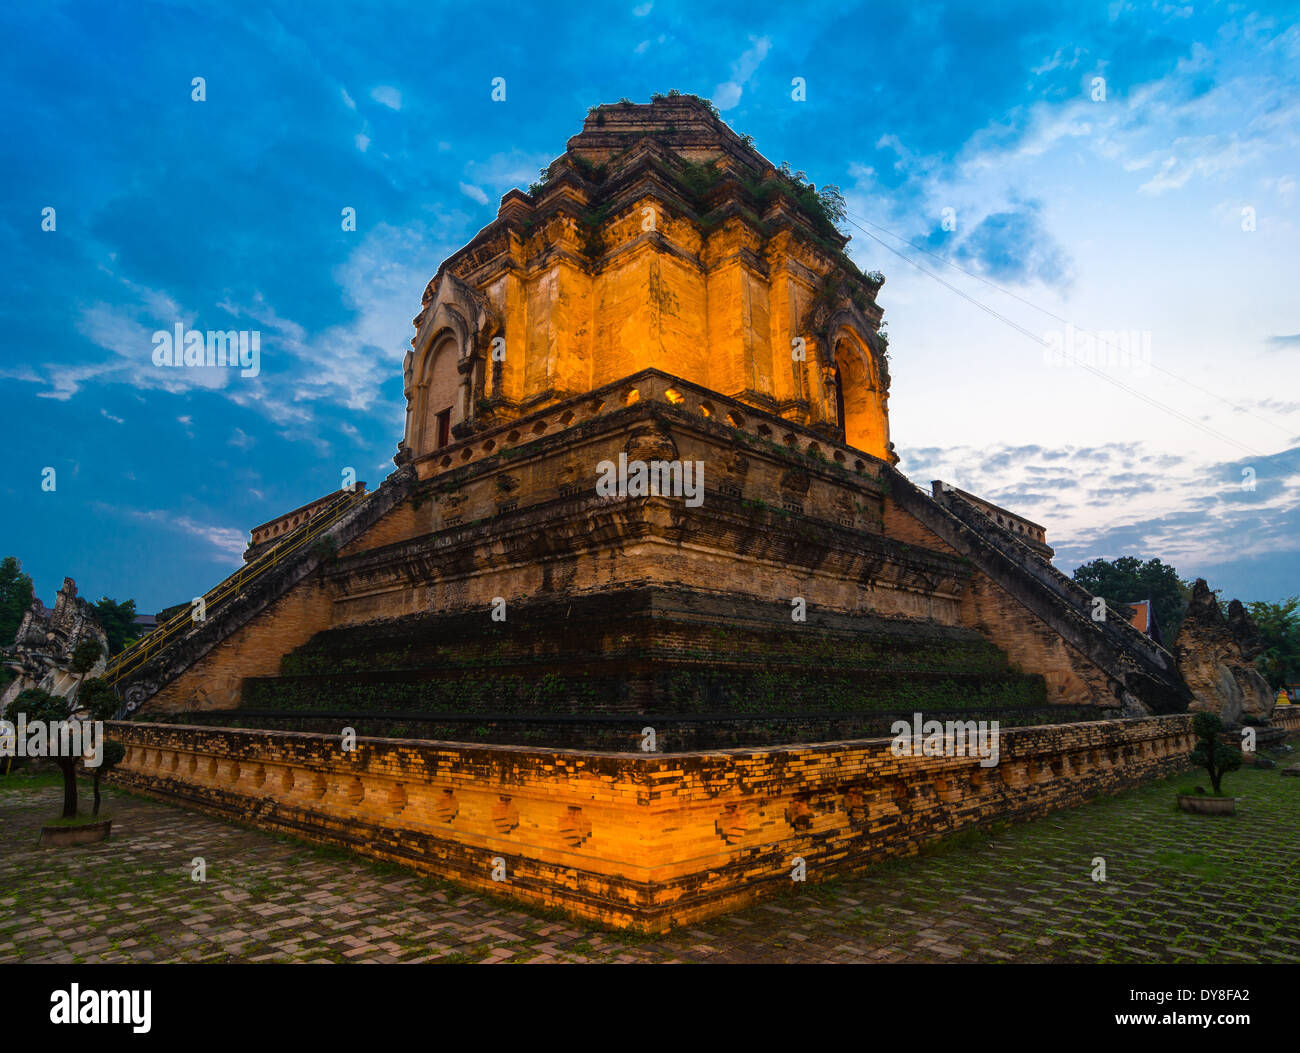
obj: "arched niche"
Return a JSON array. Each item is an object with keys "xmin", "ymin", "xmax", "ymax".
[
  {"xmin": 829, "ymin": 325, "xmax": 889, "ymax": 460},
  {"xmin": 416, "ymin": 332, "xmax": 461, "ymax": 454},
  {"xmin": 404, "ymin": 274, "xmax": 487, "ymax": 460}
]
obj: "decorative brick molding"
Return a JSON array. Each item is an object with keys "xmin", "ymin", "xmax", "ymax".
[{"xmin": 107, "ymin": 716, "xmax": 1197, "ymax": 932}]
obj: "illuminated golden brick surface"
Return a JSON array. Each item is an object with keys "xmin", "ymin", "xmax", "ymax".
[
  {"xmin": 109, "ymin": 716, "xmax": 1196, "ymax": 932},
  {"xmin": 401, "ymin": 99, "xmax": 892, "ymax": 468}
]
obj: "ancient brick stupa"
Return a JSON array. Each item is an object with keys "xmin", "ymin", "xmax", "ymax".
[{"xmin": 108, "ymin": 96, "xmax": 1192, "ymax": 736}]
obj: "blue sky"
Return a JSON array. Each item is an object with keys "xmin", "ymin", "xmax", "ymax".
[{"xmin": 2, "ymin": 0, "xmax": 1298, "ymax": 615}]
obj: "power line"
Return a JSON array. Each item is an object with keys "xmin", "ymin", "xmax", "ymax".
[
  {"xmin": 842, "ymin": 212, "xmax": 1267, "ymax": 458},
  {"xmin": 846, "ymin": 208, "xmax": 1293, "ymax": 440}
]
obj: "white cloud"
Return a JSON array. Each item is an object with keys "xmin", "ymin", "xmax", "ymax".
[
  {"xmin": 713, "ymin": 36, "xmax": 771, "ymax": 111},
  {"xmin": 459, "ymin": 181, "xmax": 490, "ymax": 205},
  {"xmin": 30, "ymin": 213, "xmax": 464, "ymax": 447},
  {"xmin": 219, "ymin": 222, "xmax": 461, "ymax": 426},
  {"xmin": 896, "ymin": 438, "xmax": 1300, "ymax": 576},
  {"xmin": 463, "ymin": 150, "xmax": 555, "ymax": 192},
  {"xmin": 957, "ymin": 28, "xmax": 1300, "ymax": 205},
  {"xmin": 33, "ymin": 278, "xmax": 229, "ymax": 401},
  {"xmin": 34, "ymin": 361, "xmax": 119, "ymax": 401},
  {"xmin": 104, "ymin": 505, "xmax": 249, "ymax": 562},
  {"xmin": 1031, "ymin": 47, "xmax": 1082, "ymax": 76},
  {"xmin": 1138, "ymin": 137, "xmax": 1258, "ymax": 196},
  {"xmin": 370, "ymin": 85, "xmax": 402, "ymax": 110},
  {"xmin": 169, "ymin": 515, "xmax": 249, "ymax": 561}
]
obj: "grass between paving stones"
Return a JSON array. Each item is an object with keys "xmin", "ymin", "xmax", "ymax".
[
  {"xmin": 760, "ymin": 752, "xmax": 1296, "ymax": 961},
  {"xmin": 0, "ymin": 769, "xmax": 114, "ymax": 826},
  {"xmin": 18, "ymin": 778, "xmax": 605, "ymax": 961},
  {"xmin": 0, "ymin": 767, "xmax": 70, "ymax": 792},
  {"xmin": 3, "ymin": 738, "xmax": 1294, "ymax": 963}
]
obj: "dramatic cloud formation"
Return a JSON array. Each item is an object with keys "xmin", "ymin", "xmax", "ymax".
[
  {"xmin": 1, "ymin": 0, "xmax": 1296, "ymax": 612},
  {"xmin": 898, "ymin": 440, "xmax": 1300, "ymax": 593}
]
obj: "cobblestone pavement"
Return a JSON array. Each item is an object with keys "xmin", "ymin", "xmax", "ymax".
[{"xmin": 1, "ymin": 763, "xmax": 1296, "ymax": 964}]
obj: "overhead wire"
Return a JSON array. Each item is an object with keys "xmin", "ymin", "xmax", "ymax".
[{"xmin": 841, "ymin": 208, "xmax": 1273, "ymax": 459}]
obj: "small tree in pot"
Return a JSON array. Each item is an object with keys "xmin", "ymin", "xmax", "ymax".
[
  {"xmin": 1190, "ymin": 712, "xmax": 1241, "ymax": 796},
  {"xmin": 2, "ymin": 675, "xmax": 121, "ymax": 821},
  {"xmin": 92, "ymin": 740, "xmax": 126, "ymax": 816}
]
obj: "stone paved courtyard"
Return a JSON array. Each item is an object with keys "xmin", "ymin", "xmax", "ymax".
[{"xmin": 1, "ymin": 761, "xmax": 1296, "ymax": 964}]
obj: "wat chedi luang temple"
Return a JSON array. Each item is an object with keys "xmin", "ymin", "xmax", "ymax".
[{"xmin": 97, "ymin": 96, "xmax": 1297, "ymax": 931}]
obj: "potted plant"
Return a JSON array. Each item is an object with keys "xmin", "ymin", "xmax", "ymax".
[
  {"xmin": 90, "ymin": 739, "xmax": 126, "ymax": 818},
  {"xmin": 1178, "ymin": 712, "xmax": 1242, "ymax": 815},
  {"xmin": 2, "ymin": 655, "xmax": 124, "ymax": 845}
]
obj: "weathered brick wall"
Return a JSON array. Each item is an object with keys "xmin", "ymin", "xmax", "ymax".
[
  {"xmin": 958, "ymin": 573, "xmax": 1115, "ymax": 707},
  {"xmin": 882, "ymin": 494, "xmax": 960, "ymax": 554},
  {"xmin": 142, "ymin": 579, "xmax": 333, "ymax": 714},
  {"xmin": 116, "ymin": 470, "xmax": 414, "ymax": 717},
  {"xmin": 173, "ymin": 705, "xmax": 1098, "ymax": 751},
  {"xmin": 321, "ymin": 378, "xmax": 968, "ymax": 631},
  {"xmin": 337, "ymin": 499, "xmax": 420, "ymax": 559},
  {"xmin": 129, "ymin": 375, "xmax": 1182, "ymax": 719},
  {"xmin": 885, "ymin": 494, "xmax": 1116, "ymax": 707},
  {"xmin": 108, "ymin": 715, "xmax": 1196, "ymax": 931}
]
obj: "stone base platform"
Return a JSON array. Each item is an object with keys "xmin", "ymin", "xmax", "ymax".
[{"xmin": 107, "ymin": 716, "xmax": 1198, "ymax": 932}]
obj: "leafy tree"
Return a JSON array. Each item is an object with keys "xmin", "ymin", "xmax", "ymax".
[
  {"xmin": 774, "ymin": 161, "xmax": 847, "ymax": 236},
  {"xmin": 0, "ymin": 555, "xmax": 35, "ymax": 646},
  {"xmin": 77, "ymin": 677, "xmax": 118, "ymax": 718},
  {"xmin": 3, "ymin": 685, "xmax": 121, "ymax": 819},
  {"xmin": 93, "ymin": 740, "xmax": 126, "ymax": 817},
  {"xmin": 4, "ymin": 689, "xmax": 76, "ymax": 816},
  {"xmin": 68, "ymin": 638, "xmax": 103, "ymax": 695},
  {"xmin": 93, "ymin": 597, "xmax": 137, "ymax": 656},
  {"xmin": 1189, "ymin": 712, "xmax": 1241, "ymax": 796},
  {"xmin": 1072, "ymin": 557, "xmax": 1191, "ymax": 642},
  {"xmin": 155, "ymin": 601, "xmax": 189, "ymax": 625},
  {"xmin": 817, "ymin": 184, "xmax": 848, "ymax": 229},
  {"xmin": 1246, "ymin": 597, "xmax": 1300, "ymax": 690}
]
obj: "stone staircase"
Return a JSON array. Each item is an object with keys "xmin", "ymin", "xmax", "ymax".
[
  {"xmin": 107, "ymin": 468, "xmax": 415, "ymax": 717},
  {"xmin": 884, "ymin": 466, "xmax": 1191, "ymax": 714}
]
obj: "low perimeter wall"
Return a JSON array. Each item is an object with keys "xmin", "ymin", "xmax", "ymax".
[{"xmin": 107, "ymin": 716, "xmax": 1198, "ymax": 932}]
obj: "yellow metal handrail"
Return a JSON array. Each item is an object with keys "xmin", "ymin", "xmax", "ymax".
[{"xmin": 103, "ymin": 487, "xmax": 370, "ymax": 685}]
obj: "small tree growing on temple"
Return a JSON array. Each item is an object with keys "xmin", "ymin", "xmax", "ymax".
[{"xmin": 1190, "ymin": 712, "xmax": 1241, "ymax": 796}]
